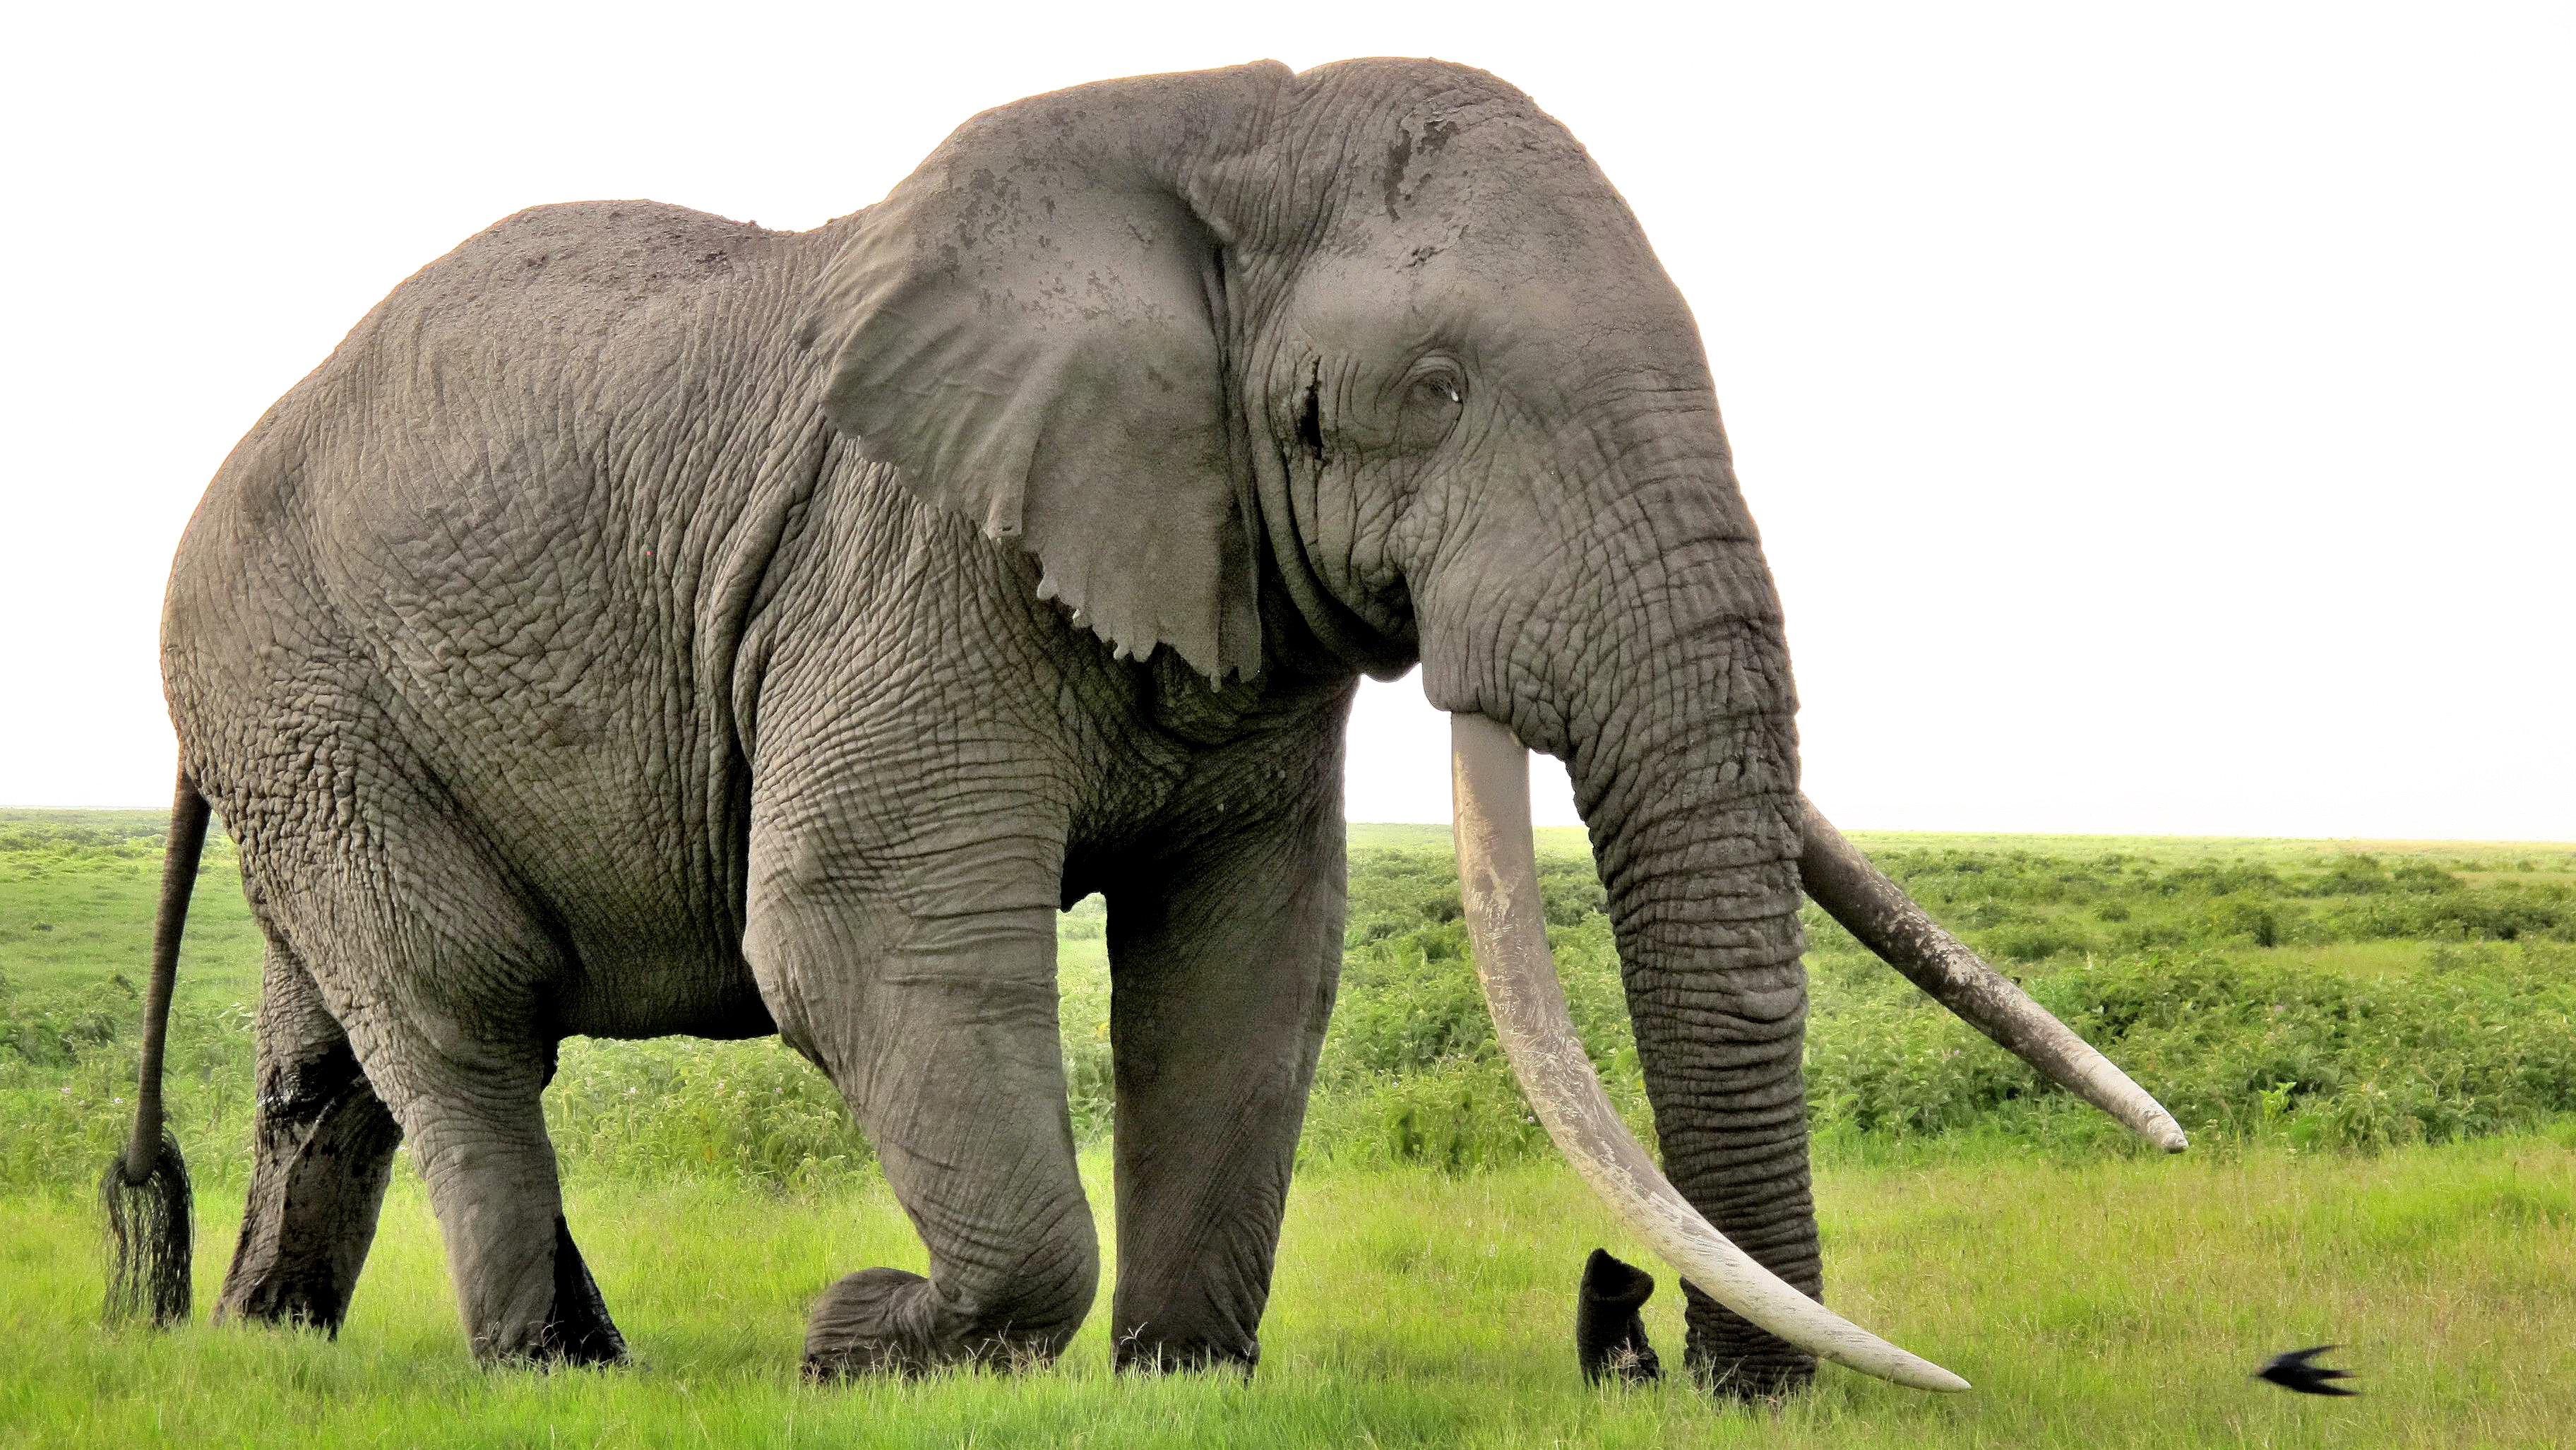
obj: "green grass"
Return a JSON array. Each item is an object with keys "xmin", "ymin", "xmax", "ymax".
[
  {"xmin": 5, "ymin": 811, "xmax": 2575, "ymax": 1444},
  {"xmin": 5, "ymin": 1134, "xmax": 2572, "ymax": 1446},
  {"xmin": 0, "ymin": 812, "xmax": 258, "ymax": 995}
]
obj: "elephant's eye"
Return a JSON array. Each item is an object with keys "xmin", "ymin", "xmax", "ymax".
[{"xmin": 1395, "ymin": 358, "xmax": 1467, "ymax": 449}]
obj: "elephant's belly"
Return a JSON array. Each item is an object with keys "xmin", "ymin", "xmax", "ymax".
[{"xmin": 554, "ymin": 943, "xmax": 776, "ymax": 1042}]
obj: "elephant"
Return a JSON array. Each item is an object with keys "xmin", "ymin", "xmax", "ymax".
[{"xmin": 102, "ymin": 57, "xmax": 2185, "ymax": 1396}]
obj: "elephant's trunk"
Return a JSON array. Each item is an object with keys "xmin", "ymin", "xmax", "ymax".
[
  {"xmin": 1451, "ymin": 714, "xmax": 1968, "ymax": 1393},
  {"xmin": 1567, "ymin": 672, "xmax": 1845, "ymax": 1394},
  {"xmin": 1423, "ymin": 452, "xmax": 1868, "ymax": 1391},
  {"xmin": 1437, "ymin": 545, "xmax": 2190, "ymax": 1396},
  {"xmin": 1423, "ymin": 382, "xmax": 2183, "ymax": 1389}
]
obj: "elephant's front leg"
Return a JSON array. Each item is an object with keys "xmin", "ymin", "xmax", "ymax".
[
  {"xmin": 1105, "ymin": 786, "xmax": 1345, "ymax": 1372},
  {"xmin": 750, "ymin": 858, "xmax": 1098, "ymax": 1377}
]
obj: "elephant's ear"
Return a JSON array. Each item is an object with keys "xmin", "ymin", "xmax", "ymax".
[{"xmin": 800, "ymin": 63, "xmax": 1289, "ymax": 682}]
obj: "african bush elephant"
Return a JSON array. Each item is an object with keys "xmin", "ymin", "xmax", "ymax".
[{"xmin": 106, "ymin": 57, "xmax": 2183, "ymax": 1396}]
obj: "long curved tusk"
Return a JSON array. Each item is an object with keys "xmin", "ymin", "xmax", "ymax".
[
  {"xmin": 1450, "ymin": 714, "xmax": 1970, "ymax": 1394},
  {"xmin": 1796, "ymin": 797, "xmax": 2188, "ymax": 1153}
]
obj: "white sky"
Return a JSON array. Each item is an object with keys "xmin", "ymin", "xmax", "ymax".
[{"xmin": 3, "ymin": 3, "xmax": 2568, "ymax": 840}]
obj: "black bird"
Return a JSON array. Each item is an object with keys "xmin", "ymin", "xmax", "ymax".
[
  {"xmin": 1575, "ymin": 1249, "xmax": 1661, "ymax": 1385},
  {"xmin": 2255, "ymin": 1345, "xmax": 2359, "ymax": 1396}
]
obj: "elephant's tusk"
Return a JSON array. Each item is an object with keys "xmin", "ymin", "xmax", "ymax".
[
  {"xmin": 1796, "ymin": 798, "xmax": 2188, "ymax": 1154},
  {"xmin": 1449, "ymin": 714, "xmax": 1971, "ymax": 1394}
]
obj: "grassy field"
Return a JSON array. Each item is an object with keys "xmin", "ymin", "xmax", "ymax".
[
  {"xmin": 4, "ymin": 809, "xmax": 2574, "ymax": 1445},
  {"xmin": 6, "ymin": 1134, "xmax": 2574, "ymax": 1448}
]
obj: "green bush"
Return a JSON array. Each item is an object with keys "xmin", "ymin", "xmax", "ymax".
[
  {"xmin": 542, "ymin": 1038, "xmax": 866, "ymax": 1191},
  {"xmin": 1803, "ymin": 943, "xmax": 2576, "ymax": 1153},
  {"xmin": 1299, "ymin": 910, "xmax": 1648, "ymax": 1170},
  {"xmin": 8, "ymin": 818, "xmax": 2575, "ymax": 1199},
  {"xmin": 2206, "ymin": 892, "xmax": 2282, "ymax": 947}
]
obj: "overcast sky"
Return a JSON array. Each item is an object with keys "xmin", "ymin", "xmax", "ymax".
[{"xmin": 4, "ymin": 3, "xmax": 2568, "ymax": 839}]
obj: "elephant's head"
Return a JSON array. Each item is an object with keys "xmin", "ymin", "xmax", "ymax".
[{"xmin": 801, "ymin": 58, "xmax": 2181, "ymax": 1394}]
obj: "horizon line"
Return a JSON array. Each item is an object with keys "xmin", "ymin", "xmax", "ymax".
[{"xmin": 5, "ymin": 804, "xmax": 2571, "ymax": 850}]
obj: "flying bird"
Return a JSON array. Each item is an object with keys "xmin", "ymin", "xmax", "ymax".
[{"xmin": 2255, "ymin": 1345, "xmax": 2359, "ymax": 1396}]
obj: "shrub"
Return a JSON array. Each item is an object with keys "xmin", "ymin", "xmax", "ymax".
[
  {"xmin": 10, "ymin": 821, "xmax": 2575, "ymax": 1198},
  {"xmin": 1808, "ymin": 943, "xmax": 2576, "ymax": 1153},
  {"xmin": 2207, "ymin": 893, "xmax": 2282, "ymax": 948}
]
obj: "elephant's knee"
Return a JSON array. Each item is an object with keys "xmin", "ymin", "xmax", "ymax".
[
  {"xmin": 974, "ymin": 1234, "xmax": 1101, "ymax": 1357},
  {"xmin": 941, "ymin": 1202, "xmax": 1101, "ymax": 1356}
]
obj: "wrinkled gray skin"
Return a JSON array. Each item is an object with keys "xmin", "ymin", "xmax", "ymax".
[{"xmin": 160, "ymin": 59, "xmax": 1822, "ymax": 1390}]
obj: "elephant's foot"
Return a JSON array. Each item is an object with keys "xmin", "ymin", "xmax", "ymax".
[
  {"xmin": 1692, "ymin": 1356, "xmax": 1815, "ymax": 1401},
  {"xmin": 802, "ymin": 1266, "xmax": 1083, "ymax": 1379},
  {"xmin": 532, "ymin": 1216, "xmax": 628, "ymax": 1366},
  {"xmin": 1686, "ymin": 1342, "xmax": 1816, "ymax": 1401},
  {"xmin": 1111, "ymin": 1332, "xmax": 1259, "ymax": 1377},
  {"xmin": 218, "ymin": 1270, "xmax": 355, "ymax": 1336},
  {"xmin": 468, "ymin": 1218, "xmax": 629, "ymax": 1369},
  {"xmin": 1683, "ymin": 1276, "xmax": 1818, "ymax": 1399},
  {"xmin": 1109, "ymin": 1295, "xmax": 1260, "ymax": 1377}
]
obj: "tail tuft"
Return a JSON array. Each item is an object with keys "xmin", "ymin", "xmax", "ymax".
[
  {"xmin": 102, "ymin": 768, "xmax": 206, "ymax": 1327},
  {"xmin": 101, "ymin": 1127, "xmax": 192, "ymax": 1325}
]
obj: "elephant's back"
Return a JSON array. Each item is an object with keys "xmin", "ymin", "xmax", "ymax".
[
  {"xmin": 166, "ymin": 200, "xmax": 820, "ymax": 699},
  {"xmin": 174, "ymin": 203, "xmax": 817, "ymax": 561},
  {"xmin": 160, "ymin": 201, "xmax": 838, "ymax": 1018},
  {"xmin": 298, "ymin": 197, "xmax": 821, "ymax": 540},
  {"xmin": 373, "ymin": 200, "xmax": 811, "ymax": 361}
]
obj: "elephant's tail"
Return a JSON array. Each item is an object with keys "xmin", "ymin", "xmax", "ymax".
[{"xmin": 101, "ymin": 769, "xmax": 207, "ymax": 1326}]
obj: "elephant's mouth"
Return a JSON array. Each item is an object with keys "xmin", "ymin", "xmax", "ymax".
[{"xmin": 1447, "ymin": 713, "xmax": 2184, "ymax": 1393}]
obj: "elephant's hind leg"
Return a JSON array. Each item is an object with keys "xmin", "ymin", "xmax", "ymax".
[
  {"xmin": 216, "ymin": 939, "xmax": 402, "ymax": 1333},
  {"xmin": 267, "ymin": 814, "xmax": 628, "ymax": 1368},
  {"xmin": 749, "ymin": 878, "xmax": 1098, "ymax": 1378},
  {"xmin": 360, "ymin": 1002, "xmax": 626, "ymax": 1367}
]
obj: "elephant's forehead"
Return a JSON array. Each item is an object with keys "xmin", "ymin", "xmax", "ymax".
[
  {"xmin": 1288, "ymin": 57, "xmax": 1603, "ymax": 210},
  {"xmin": 1288, "ymin": 227, "xmax": 1702, "ymax": 374},
  {"xmin": 1344, "ymin": 118, "xmax": 1635, "ymax": 249},
  {"xmin": 1306, "ymin": 129, "xmax": 1677, "ymax": 305}
]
